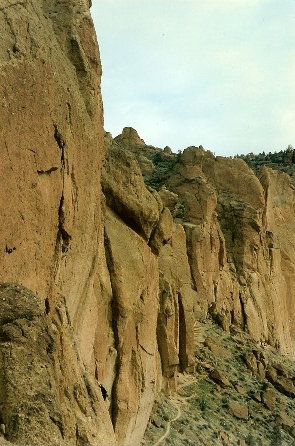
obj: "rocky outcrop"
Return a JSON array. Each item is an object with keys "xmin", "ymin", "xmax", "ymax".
[
  {"xmin": 101, "ymin": 138, "xmax": 196, "ymax": 443},
  {"xmin": 102, "ymin": 137, "xmax": 160, "ymax": 241},
  {"xmin": 117, "ymin": 130, "xmax": 295, "ymax": 360},
  {"xmin": 171, "ymin": 148, "xmax": 295, "ymax": 358},
  {"xmin": 157, "ymin": 223, "xmax": 196, "ymax": 393},
  {"xmin": 104, "ymin": 210, "xmax": 158, "ymax": 445}
]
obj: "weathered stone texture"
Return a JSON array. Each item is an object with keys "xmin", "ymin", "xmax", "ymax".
[
  {"xmin": 104, "ymin": 210, "xmax": 159, "ymax": 446},
  {"xmin": 159, "ymin": 146, "xmax": 295, "ymax": 358}
]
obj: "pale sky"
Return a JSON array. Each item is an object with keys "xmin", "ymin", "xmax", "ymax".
[{"xmin": 92, "ymin": 0, "xmax": 295, "ymax": 156}]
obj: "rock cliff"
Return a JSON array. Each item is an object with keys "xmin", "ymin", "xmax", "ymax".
[
  {"xmin": 1, "ymin": 3, "xmax": 295, "ymax": 446},
  {"xmin": 1, "ymin": 1, "xmax": 114, "ymax": 444},
  {"xmin": 115, "ymin": 129, "xmax": 295, "ymax": 360}
]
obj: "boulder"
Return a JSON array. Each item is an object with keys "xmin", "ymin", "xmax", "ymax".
[
  {"xmin": 228, "ymin": 401, "xmax": 249, "ymax": 420},
  {"xmin": 210, "ymin": 369, "xmax": 230, "ymax": 388},
  {"xmin": 262, "ymin": 387, "xmax": 276, "ymax": 410}
]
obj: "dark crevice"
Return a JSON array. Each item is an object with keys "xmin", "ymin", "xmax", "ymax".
[
  {"xmin": 66, "ymin": 101, "xmax": 72, "ymax": 125},
  {"xmin": 52, "ymin": 123, "xmax": 69, "ymax": 284},
  {"xmin": 49, "ymin": 415, "xmax": 64, "ymax": 439},
  {"xmin": 156, "ymin": 312, "xmax": 165, "ymax": 375},
  {"xmin": 178, "ymin": 294, "xmax": 188, "ymax": 372},
  {"xmin": 139, "ymin": 343, "xmax": 154, "ymax": 356},
  {"xmin": 239, "ymin": 292, "xmax": 247, "ymax": 331},
  {"xmin": 45, "ymin": 298, "xmax": 50, "ymax": 315},
  {"xmin": 37, "ymin": 167, "xmax": 58, "ymax": 175},
  {"xmin": 218, "ymin": 234, "xmax": 225, "ymax": 268},
  {"xmin": 58, "ymin": 196, "xmax": 71, "ymax": 253},
  {"xmin": 104, "ymin": 229, "xmax": 120, "ymax": 428},
  {"xmin": 46, "ymin": 335, "xmax": 54, "ymax": 355},
  {"xmin": 54, "ymin": 124, "xmax": 65, "ymax": 168},
  {"xmin": 183, "ymin": 231, "xmax": 198, "ymax": 292},
  {"xmin": 147, "ymin": 218, "xmax": 159, "ymax": 247}
]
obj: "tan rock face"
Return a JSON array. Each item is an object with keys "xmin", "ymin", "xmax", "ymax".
[
  {"xmin": 104, "ymin": 210, "xmax": 159, "ymax": 446},
  {"xmin": 0, "ymin": 0, "xmax": 107, "ymax": 379},
  {"xmin": 2, "ymin": 5, "xmax": 295, "ymax": 442},
  {"xmin": 1, "ymin": 0, "xmax": 103, "ymax": 306},
  {"xmin": 157, "ymin": 145, "xmax": 295, "ymax": 358},
  {"xmin": 101, "ymin": 139, "xmax": 196, "ymax": 441},
  {"xmin": 157, "ymin": 224, "xmax": 196, "ymax": 393},
  {"xmin": 115, "ymin": 130, "xmax": 295, "ymax": 360},
  {"xmin": 114, "ymin": 127, "xmax": 146, "ymax": 149},
  {"xmin": 103, "ymin": 138, "xmax": 160, "ymax": 241},
  {"xmin": 228, "ymin": 401, "xmax": 249, "ymax": 420},
  {"xmin": 0, "ymin": 1, "xmax": 113, "ymax": 444}
]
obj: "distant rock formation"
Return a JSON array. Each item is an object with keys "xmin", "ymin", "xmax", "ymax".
[
  {"xmin": 115, "ymin": 130, "xmax": 295, "ymax": 360},
  {"xmin": 1, "ymin": 2, "xmax": 295, "ymax": 445}
]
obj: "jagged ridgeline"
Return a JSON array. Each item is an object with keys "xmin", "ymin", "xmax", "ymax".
[{"xmin": 1, "ymin": 2, "xmax": 295, "ymax": 446}]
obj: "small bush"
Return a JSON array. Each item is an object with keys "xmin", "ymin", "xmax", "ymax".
[
  {"xmin": 245, "ymin": 432, "xmax": 256, "ymax": 446},
  {"xmin": 270, "ymin": 426, "xmax": 282, "ymax": 446},
  {"xmin": 199, "ymin": 397, "xmax": 207, "ymax": 412}
]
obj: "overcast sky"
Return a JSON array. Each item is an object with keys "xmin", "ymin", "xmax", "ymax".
[{"xmin": 92, "ymin": 0, "xmax": 295, "ymax": 156}]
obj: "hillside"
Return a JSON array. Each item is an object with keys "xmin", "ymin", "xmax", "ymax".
[{"xmin": 143, "ymin": 321, "xmax": 295, "ymax": 445}]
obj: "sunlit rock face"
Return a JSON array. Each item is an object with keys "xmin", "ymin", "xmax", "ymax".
[
  {"xmin": 166, "ymin": 148, "xmax": 295, "ymax": 358},
  {"xmin": 117, "ymin": 130, "xmax": 295, "ymax": 360},
  {"xmin": 0, "ymin": 1, "xmax": 113, "ymax": 444}
]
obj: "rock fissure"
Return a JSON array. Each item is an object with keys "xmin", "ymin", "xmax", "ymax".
[
  {"xmin": 37, "ymin": 167, "xmax": 59, "ymax": 175},
  {"xmin": 103, "ymin": 230, "xmax": 120, "ymax": 429},
  {"xmin": 57, "ymin": 196, "xmax": 71, "ymax": 254}
]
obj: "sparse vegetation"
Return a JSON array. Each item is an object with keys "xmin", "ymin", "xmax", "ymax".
[
  {"xmin": 236, "ymin": 146, "xmax": 295, "ymax": 180},
  {"xmin": 142, "ymin": 321, "xmax": 295, "ymax": 445},
  {"xmin": 144, "ymin": 152, "xmax": 177, "ymax": 190}
]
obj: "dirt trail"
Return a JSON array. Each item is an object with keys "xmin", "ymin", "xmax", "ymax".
[{"xmin": 153, "ymin": 375, "xmax": 196, "ymax": 446}]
